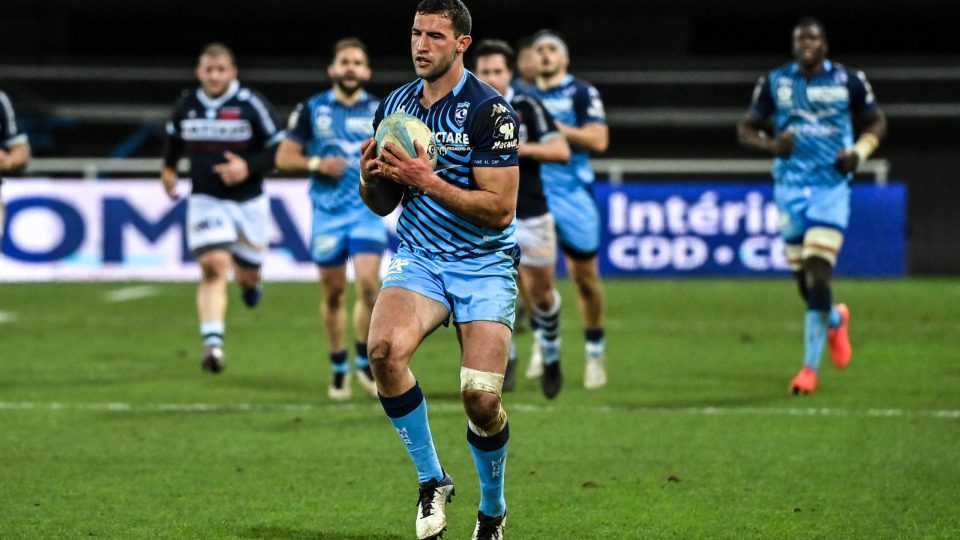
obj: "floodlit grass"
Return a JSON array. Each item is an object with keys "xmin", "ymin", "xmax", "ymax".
[{"xmin": 1, "ymin": 279, "xmax": 958, "ymax": 538}]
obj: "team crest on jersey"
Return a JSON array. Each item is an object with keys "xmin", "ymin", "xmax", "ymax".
[
  {"xmin": 314, "ymin": 113, "xmax": 333, "ymax": 136},
  {"xmin": 777, "ymin": 80, "xmax": 793, "ymax": 107},
  {"xmin": 455, "ymin": 101, "xmax": 471, "ymax": 127}
]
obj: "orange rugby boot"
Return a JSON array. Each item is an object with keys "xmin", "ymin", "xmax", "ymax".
[
  {"xmin": 828, "ymin": 303, "xmax": 852, "ymax": 369},
  {"xmin": 789, "ymin": 366, "xmax": 818, "ymax": 395}
]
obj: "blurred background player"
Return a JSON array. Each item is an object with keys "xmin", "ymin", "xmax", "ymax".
[
  {"xmin": 510, "ymin": 36, "xmax": 538, "ymax": 94},
  {"xmin": 737, "ymin": 17, "xmax": 886, "ymax": 394},
  {"xmin": 474, "ymin": 39, "xmax": 570, "ymax": 399},
  {"xmin": 161, "ymin": 43, "xmax": 284, "ymax": 373},
  {"xmin": 527, "ymin": 30, "xmax": 610, "ymax": 390},
  {"xmin": 359, "ymin": 1, "xmax": 518, "ymax": 537},
  {"xmin": 275, "ymin": 38, "xmax": 384, "ymax": 400},
  {"xmin": 0, "ymin": 89, "xmax": 31, "ymax": 245}
]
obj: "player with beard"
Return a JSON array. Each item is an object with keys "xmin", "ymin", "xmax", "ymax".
[
  {"xmin": 738, "ymin": 18, "xmax": 886, "ymax": 394},
  {"xmin": 276, "ymin": 38, "xmax": 385, "ymax": 400},
  {"xmin": 359, "ymin": 1, "xmax": 519, "ymax": 538}
]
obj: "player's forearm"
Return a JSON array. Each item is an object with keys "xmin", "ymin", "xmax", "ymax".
[
  {"xmin": 421, "ymin": 177, "xmax": 515, "ymax": 231},
  {"xmin": 2, "ymin": 144, "xmax": 30, "ymax": 171},
  {"xmin": 521, "ymin": 136, "xmax": 570, "ymax": 164},
  {"xmin": 162, "ymin": 136, "xmax": 184, "ymax": 169},
  {"xmin": 737, "ymin": 121, "xmax": 774, "ymax": 154},
  {"xmin": 861, "ymin": 110, "xmax": 888, "ymax": 144},
  {"xmin": 561, "ymin": 123, "xmax": 608, "ymax": 154},
  {"xmin": 275, "ymin": 146, "xmax": 310, "ymax": 173}
]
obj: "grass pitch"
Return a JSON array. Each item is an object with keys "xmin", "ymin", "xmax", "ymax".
[{"xmin": 1, "ymin": 279, "xmax": 958, "ymax": 539}]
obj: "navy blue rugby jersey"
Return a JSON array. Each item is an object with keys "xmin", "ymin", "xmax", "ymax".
[
  {"xmin": 505, "ymin": 87, "xmax": 560, "ymax": 219},
  {"xmin": 164, "ymin": 80, "xmax": 283, "ymax": 201},
  {"xmin": 374, "ymin": 70, "xmax": 520, "ymax": 260}
]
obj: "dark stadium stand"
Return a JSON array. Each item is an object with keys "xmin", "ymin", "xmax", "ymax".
[{"xmin": 1, "ymin": 0, "xmax": 957, "ymax": 272}]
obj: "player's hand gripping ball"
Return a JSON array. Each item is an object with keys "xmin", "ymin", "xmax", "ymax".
[{"xmin": 375, "ymin": 113, "xmax": 439, "ymax": 169}]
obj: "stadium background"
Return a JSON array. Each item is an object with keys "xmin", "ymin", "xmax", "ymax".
[
  {"xmin": 1, "ymin": 0, "xmax": 957, "ymax": 273},
  {"xmin": 2, "ymin": 2, "xmax": 959, "ymax": 538}
]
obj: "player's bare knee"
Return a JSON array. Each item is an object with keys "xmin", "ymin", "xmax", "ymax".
[
  {"xmin": 368, "ymin": 337, "xmax": 410, "ymax": 375},
  {"xmin": 323, "ymin": 284, "xmax": 346, "ymax": 311},
  {"xmin": 357, "ymin": 280, "xmax": 379, "ymax": 310}
]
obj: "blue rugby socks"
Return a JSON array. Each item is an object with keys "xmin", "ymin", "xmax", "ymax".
[{"xmin": 379, "ymin": 383, "xmax": 444, "ymax": 484}]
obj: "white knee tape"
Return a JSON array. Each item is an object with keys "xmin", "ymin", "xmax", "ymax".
[
  {"xmin": 786, "ymin": 243, "xmax": 804, "ymax": 272},
  {"xmin": 802, "ymin": 227, "xmax": 844, "ymax": 266},
  {"xmin": 460, "ymin": 367, "xmax": 504, "ymax": 396}
]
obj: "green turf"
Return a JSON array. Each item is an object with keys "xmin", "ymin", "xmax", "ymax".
[{"xmin": 1, "ymin": 279, "xmax": 958, "ymax": 539}]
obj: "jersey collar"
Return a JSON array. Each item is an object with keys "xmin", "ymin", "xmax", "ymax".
[
  {"xmin": 196, "ymin": 80, "xmax": 240, "ymax": 109},
  {"xmin": 414, "ymin": 69, "xmax": 469, "ymax": 107},
  {"xmin": 790, "ymin": 59, "xmax": 833, "ymax": 77},
  {"xmin": 503, "ymin": 86, "xmax": 515, "ymax": 102}
]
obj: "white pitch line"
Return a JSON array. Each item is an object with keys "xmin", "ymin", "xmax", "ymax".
[
  {"xmin": 103, "ymin": 285, "xmax": 160, "ymax": 302},
  {"xmin": 0, "ymin": 401, "xmax": 958, "ymax": 419},
  {"xmin": 0, "ymin": 311, "xmax": 17, "ymax": 325}
]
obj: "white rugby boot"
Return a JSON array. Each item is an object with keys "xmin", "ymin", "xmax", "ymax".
[{"xmin": 416, "ymin": 472, "xmax": 455, "ymax": 539}]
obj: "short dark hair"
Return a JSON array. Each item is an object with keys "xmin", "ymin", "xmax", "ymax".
[
  {"xmin": 416, "ymin": 0, "xmax": 472, "ymax": 36},
  {"xmin": 333, "ymin": 37, "xmax": 368, "ymax": 59},
  {"xmin": 474, "ymin": 39, "xmax": 514, "ymax": 67},
  {"xmin": 515, "ymin": 36, "xmax": 535, "ymax": 53},
  {"xmin": 199, "ymin": 42, "xmax": 235, "ymax": 65},
  {"xmin": 794, "ymin": 17, "xmax": 827, "ymax": 39}
]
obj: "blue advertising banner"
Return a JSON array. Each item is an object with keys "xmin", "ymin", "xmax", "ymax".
[{"xmin": 593, "ymin": 182, "xmax": 906, "ymax": 277}]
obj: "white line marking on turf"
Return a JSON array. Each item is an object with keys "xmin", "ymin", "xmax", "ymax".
[
  {"xmin": 0, "ymin": 401, "xmax": 958, "ymax": 419},
  {"xmin": 103, "ymin": 285, "xmax": 160, "ymax": 302},
  {"xmin": 0, "ymin": 311, "xmax": 17, "ymax": 325}
]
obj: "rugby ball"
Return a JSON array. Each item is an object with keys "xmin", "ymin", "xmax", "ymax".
[{"xmin": 375, "ymin": 113, "xmax": 438, "ymax": 169}]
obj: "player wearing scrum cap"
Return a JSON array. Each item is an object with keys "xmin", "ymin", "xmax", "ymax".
[
  {"xmin": 527, "ymin": 30, "xmax": 610, "ymax": 392},
  {"xmin": 737, "ymin": 17, "xmax": 887, "ymax": 394}
]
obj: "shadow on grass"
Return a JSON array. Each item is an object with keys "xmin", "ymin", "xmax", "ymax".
[{"xmin": 236, "ymin": 525, "xmax": 404, "ymax": 540}]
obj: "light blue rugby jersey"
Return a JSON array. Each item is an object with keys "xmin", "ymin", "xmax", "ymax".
[
  {"xmin": 749, "ymin": 60, "xmax": 878, "ymax": 188},
  {"xmin": 286, "ymin": 90, "xmax": 379, "ymax": 214},
  {"xmin": 374, "ymin": 70, "xmax": 520, "ymax": 260},
  {"xmin": 528, "ymin": 74, "xmax": 606, "ymax": 191}
]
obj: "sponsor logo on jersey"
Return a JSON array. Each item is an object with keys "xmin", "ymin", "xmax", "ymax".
[
  {"xmin": 490, "ymin": 103, "xmax": 509, "ymax": 116},
  {"xmin": 218, "ymin": 107, "xmax": 242, "ymax": 120},
  {"xmin": 806, "ymin": 86, "xmax": 849, "ymax": 103},
  {"xmin": 345, "ymin": 116, "xmax": 375, "ymax": 135},
  {"xmin": 435, "ymin": 131, "xmax": 471, "ymax": 154},
  {"xmin": 180, "ymin": 119, "xmax": 253, "ymax": 142},
  {"xmin": 491, "ymin": 115, "xmax": 518, "ymax": 150},
  {"xmin": 541, "ymin": 97, "xmax": 573, "ymax": 116}
]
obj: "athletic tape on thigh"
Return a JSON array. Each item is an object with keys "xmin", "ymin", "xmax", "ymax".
[
  {"xmin": 786, "ymin": 243, "xmax": 804, "ymax": 271},
  {"xmin": 802, "ymin": 227, "xmax": 844, "ymax": 266},
  {"xmin": 460, "ymin": 367, "xmax": 504, "ymax": 396}
]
